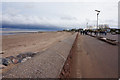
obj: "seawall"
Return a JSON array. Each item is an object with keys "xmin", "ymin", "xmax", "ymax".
[{"xmin": 3, "ymin": 32, "xmax": 77, "ymax": 78}]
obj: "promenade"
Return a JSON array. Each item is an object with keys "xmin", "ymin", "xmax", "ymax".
[
  {"xmin": 2, "ymin": 32, "xmax": 119, "ymax": 78},
  {"xmin": 70, "ymin": 33, "xmax": 118, "ymax": 78}
]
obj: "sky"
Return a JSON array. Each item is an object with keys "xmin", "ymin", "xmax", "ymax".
[{"xmin": 0, "ymin": 0, "xmax": 119, "ymax": 30}]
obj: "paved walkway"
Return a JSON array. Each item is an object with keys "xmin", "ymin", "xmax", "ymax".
[
  {"xmin": 70, "ymin": 34, "xmax": 118, "ymax": 78},
  {"xmin": 99, "ymin": 33, "xmax": 119, "ymax": 41}
]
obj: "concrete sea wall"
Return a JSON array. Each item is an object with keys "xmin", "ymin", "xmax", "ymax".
[{"xmin": 3, "ymin": 32, "xmax": 77, "ymax": 78}]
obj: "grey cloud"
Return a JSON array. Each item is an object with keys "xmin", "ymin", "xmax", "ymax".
[
  {"xmin": 60, "ymin": 16, "xmax": 77, "ymax": 20},
  {"xmin": 2, "ymin": 13, "xmax": 83, "ymax": 29}
]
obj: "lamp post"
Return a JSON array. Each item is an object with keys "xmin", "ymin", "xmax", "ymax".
[
  {"xmin": 95, "ymin": 10, "xmax": 100, "ymax": 29},
  {"xmin": 86, "ymin": 22, "xmax": 88, "ymax": 29}
]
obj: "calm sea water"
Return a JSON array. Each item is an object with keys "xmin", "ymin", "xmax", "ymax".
[{"xmin": 1, "ymin": 28, "xmax": 57, "ymax": 35}]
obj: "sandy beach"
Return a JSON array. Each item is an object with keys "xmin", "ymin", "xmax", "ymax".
[{"xmin": 2, "ymin": 32, "xmax": 72, "ymax": 58}]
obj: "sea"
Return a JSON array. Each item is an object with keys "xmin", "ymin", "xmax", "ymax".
[{"xmin": 1, "ymin": 28, "xmax": 59, "ymax": 35}]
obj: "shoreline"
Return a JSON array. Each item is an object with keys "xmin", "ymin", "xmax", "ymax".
[
  {"xmin": 2, "ymin": 31, "xmax": 72, "ymax": 58},
  {"xmin": 1, "ymin": 30, "xmax": 59, "ymax": 36},
  {"xmin": 1, "ymin": 32, "xmax": 73, "ymax": 73},
  {"xmin": 2, "ymin": 31, "xmax": 74, "ymax": 73}
]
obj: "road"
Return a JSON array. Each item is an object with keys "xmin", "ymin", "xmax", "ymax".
[{"xmin": 70, "ymin": 33, "xmax": 118, "ymax": 78}]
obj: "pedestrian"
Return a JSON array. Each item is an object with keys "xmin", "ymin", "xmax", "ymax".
[
  {"xmin": 83, "ymin": 31, "xmax": 85, "ymax": 35},
  {"xmin": 104, "ymin": 31, "xmax": 107, "ymax": 35},
  {"xmin": 80, "ymin": 30, "xmax": 83, "ymax": 35}
]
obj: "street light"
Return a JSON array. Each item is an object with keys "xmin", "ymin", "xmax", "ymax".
[{"xmin": 95, "ymin": 10, "xmax": 100, "ymax": 29}]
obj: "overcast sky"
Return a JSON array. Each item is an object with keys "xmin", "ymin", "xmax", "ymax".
[{"xmin": 1, "ymin": 0, "xmax": 119, "ymax": 29}]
